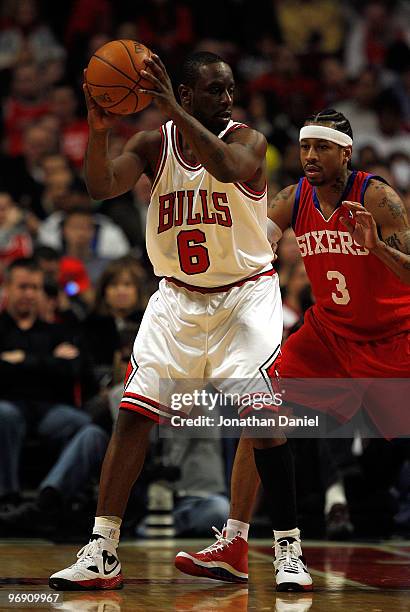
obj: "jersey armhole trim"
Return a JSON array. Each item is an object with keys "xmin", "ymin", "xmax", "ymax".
[
  {"xmin": 150, "ymin": 125, "xmax": 168, "ymax": 195},
  {"xmin": 222, "ymin": 122, "xmax": 249, "ymax": 138},
  {"xmin": 360, "ymin": 174, "xmax": 389, "ymax": 205},
  {"xmin": 292, "ymin": 179, "xmax": 303, "ymax": 229},
  {"xmin": 234, "ymin": 180, "xmax": 267, "ymax": 200}
]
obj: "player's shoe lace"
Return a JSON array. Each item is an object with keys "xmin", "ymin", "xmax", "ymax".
[
  {"xmin": 198, "ymin": 526, "xmax": 232, "ymax": 554},
  {"xmin": 273, "ymin": 539, "xmax": 302, "ymax": 574},
  {"xmin": 69, "ymin": 539, "xmax": 103, "ymax": 569}
]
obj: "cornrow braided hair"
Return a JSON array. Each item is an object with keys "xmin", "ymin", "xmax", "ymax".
[
  {"xmin": 180, "ymin": 51, "xmax": 226, "ymax": 88},
  {"xmin": 304, "ymin": 108, "xmax": 353, "ymax": 140}
]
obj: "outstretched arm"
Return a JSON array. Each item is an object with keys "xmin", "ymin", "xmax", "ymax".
[
  {"xmin": 341, "ymin": 180, "xmax": 410, "ymax": 284},
  {"xmin": 139, "ymin": 55, "xmax": 266, "ymax": 183}
]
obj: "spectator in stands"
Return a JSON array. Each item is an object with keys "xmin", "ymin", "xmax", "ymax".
[
  {"xmin": 34, "ymin": 246, "xmax": 90, "ymax": 323},
  {"xmin": 2, "ymin": 123, "xmax": 57, "ymax": 220},
  {"xmin": 0, "ymin": 258, "xmax": 91, "ymax": 509},
  {"xmin": 2, "ymin": 63, "xmax": 51, "ymax": 157},
  {"xmin": 41, "ymin": 153, "xmax": 71, "ymax": 178},
  {"xmin": 320, "ymin": 58, "xmax": 348, "ymax": 107},
  {"xmin": 0, "ymin": 192, "xmax": 32, "ymax": 284},
  {"xmin": 248, "ymin": 46, "xmax": 322, "ymax": 121},
  {"xmin": 344, "ymin": 1, "xmax": 408, "ymax": 78},
  {"xmin": 38, "ymin": 206, "xmax": 129, "ymax": 284},
  {"xmin": 49, "ymin": 85, "xmax": 89, "ymax": 169},
  {"xmin": 390, "ymin": 152, "xmax": 410, "ymax": 194},
  {"xmin": 277, "ymin": 142, "xmax": 303, "ymax": 185},
  {"xmin": 0, "ymin": 0, "xmax": 65, "ymax": 71},
  {"xmin": 0, "ymin": 324, "xmax": 138, "ymax": 535},
  {"xmin": 390, "ymin": 65, "xmax": 410, "ymax": 126},
  {"xmin": 335, "ymin": 67, "xmax": 380, "ymax": 144},
  {"xmin": 355, "ymin": 92, "xmax": 410, "ymax": 159},
  {"xmin": 64, "ymin": 0, "xmax": 112, "ymax": 56},
  {"xmin": 39, "ymin": 163, "xmax": 79, "ymax": 218},
  {"xmin": 85, "ymin": 256, "xmax": 145, "ymax": 383},
  {"xmin": 34, "ymin": 245, "xmax": 91, "ymax": 304},
  {"xmin": 39, "ymin": 57, "xmax": 67, "ymax": 94},
  {"xmin": 133, "ymin": 0, "xmax": 194, "ymax": 71},
  {"xmin": 357, "ymin": 145, "xmax": 380, "ymax": 170},
  {"xmin": 247, "ymin": 93, "xmax": 273, "ymax": 140}
]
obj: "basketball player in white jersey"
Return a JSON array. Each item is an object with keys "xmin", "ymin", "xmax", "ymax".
[{"xmin": 49, "ymin": 51, "xmax": 311, "ymax": 592}]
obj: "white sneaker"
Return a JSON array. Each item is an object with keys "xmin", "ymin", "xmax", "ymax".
[
  {"xmin": 49, "ymin": 536, "xmax": 123, "ymax": 591},
  {"xmin": 275, "ymin": 593, "xmax": 313, "ymax": 611},
  {"xmin": 274, "ymin": 537, "xmax": 313, "ymax": 592},
  {"xmin": 55, "ymin": 593, "xmax": 122, "ymax": 611}
]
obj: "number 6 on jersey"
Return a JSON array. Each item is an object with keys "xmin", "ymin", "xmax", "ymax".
[{"xmin": 177, "ymin": 229, "xmax": 210, "ymax": 275}]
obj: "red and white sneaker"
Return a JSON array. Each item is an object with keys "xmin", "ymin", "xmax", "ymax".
[
  {"xmin": 49, "ymin": 536, "xmax": 123, "ymax": 591},
  {"xmin": 274, "ymin": 537, "xmax": 313, "ymax": 592},
  {"xmin": 175, "ymin": 526, "xmax": 248, "ymax": 583}
]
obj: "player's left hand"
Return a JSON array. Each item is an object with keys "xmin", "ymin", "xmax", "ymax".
[
  {"xmin": 139, "ymin": 54, "xmax": 178, "ymax": 116},
  {"xmin": 341, "ymin": 201, "xmax": 381, "ymax": 250}
]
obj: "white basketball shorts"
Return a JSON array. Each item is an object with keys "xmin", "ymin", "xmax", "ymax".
[{"xmin": 120, "ymin": 269, "xmax": 283, "ymax": 422}]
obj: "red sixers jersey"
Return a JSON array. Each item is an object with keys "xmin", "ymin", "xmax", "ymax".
[{"xmin": 292, "ymin": 171, "xmax": 410, "ymax": 340}]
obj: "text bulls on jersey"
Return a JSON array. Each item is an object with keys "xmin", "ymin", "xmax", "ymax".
[{"xmin": 158, "ymin": 190, "xmax": 233, "ymax": 233}]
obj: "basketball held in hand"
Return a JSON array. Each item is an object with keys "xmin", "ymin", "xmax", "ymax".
[{"xmin": 86, "ymin": 40, "xmax": 154, "ymax": 115}]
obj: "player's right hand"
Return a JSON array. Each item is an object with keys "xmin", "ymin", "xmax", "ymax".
[{"xmin": 83, "ymin": 69, "xmax": 117, "ymax": 132}]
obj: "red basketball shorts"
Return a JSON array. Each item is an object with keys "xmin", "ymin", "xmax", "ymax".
[{"xmin": 279, "ymin": 307, "xmax": 410, "ymax": 437}]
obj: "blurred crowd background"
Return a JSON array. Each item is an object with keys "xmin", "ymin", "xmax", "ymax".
[{"xmin": 0, "ymin": 0, "xmax": 409, "ymax": 542}]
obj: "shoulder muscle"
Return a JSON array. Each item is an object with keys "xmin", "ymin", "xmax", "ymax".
[{"xmin": 225, "ymin": 127, "xmax": 267, "ymax": 159}]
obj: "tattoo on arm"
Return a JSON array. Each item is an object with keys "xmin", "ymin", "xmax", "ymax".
[
  {"xmin": 384, "ymin": 230, "xmax": 410, "ymax": 254},
  {"xmin": 385, "ymin": 232, "xmax": 402, "ymax": 250},
  {"xmin": 378, "ymin": 195, "xmax": 404, "ymax": 219},
  {"xmin": 268, "ymin": 185, "xmax": 293, "ymax": 210},
  {"xmin": 370, "ymin": 181, "xmax": 406, "ymax": 220},
  {"xmin": 389, "ymin": 246, "xmax": 410, "ymax": 271}
]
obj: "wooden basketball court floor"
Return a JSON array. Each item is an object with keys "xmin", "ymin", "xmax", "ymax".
[{"xmin": 1, "ymin": 538, "xmax": 410, "ymax": 611}]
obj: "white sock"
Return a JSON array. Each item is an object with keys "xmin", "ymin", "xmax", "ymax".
[
  {"xmin": 226, "ymin": 519, "xmax": 249, "ymax": 541},
  {"xmin": 93, "ymin": 517, "xmax": 121, "ymax": 545},
  {"xmin": 274, "ymin": 527, "xmax": 300, "ymax": 542},
  {"xmin": 325, "ymin": 481, "xmax": 346, "ymax": 515}
]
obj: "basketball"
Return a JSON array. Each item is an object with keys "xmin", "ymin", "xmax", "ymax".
[{"xmin": 86, "ymin": 40, "xmax": 154, "ymax": 115}]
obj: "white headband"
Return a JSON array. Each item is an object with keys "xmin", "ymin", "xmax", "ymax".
[{"xmin": 299, "ymin": 125, "xmax": 353, "ymax": 147}]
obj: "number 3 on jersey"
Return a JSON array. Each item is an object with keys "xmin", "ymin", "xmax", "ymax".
[
  {"xmin": 327, "ymin": 270, "xmax": 350, "ymax": 305},
  {"xmin": 177, "ymin": 229, "xmax": 210, "ymax": 275}
]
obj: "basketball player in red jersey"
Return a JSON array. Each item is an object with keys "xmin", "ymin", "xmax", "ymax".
[
  {"xmin": 176, "ymin": 109, "xmax": 410, "ymax": 591},
  {"xmin": 49, "ymin": 51, "xmax": 315, "ymax": 592}
]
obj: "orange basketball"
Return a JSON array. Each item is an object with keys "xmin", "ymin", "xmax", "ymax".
[{"xmin": 86, "ymin": 40, "xmax": 154, "ymax": 115}]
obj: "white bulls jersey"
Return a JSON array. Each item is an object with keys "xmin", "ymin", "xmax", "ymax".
[{"xmin": 146, "ymin": 120, "xmax": 273, "ymax": 288}]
